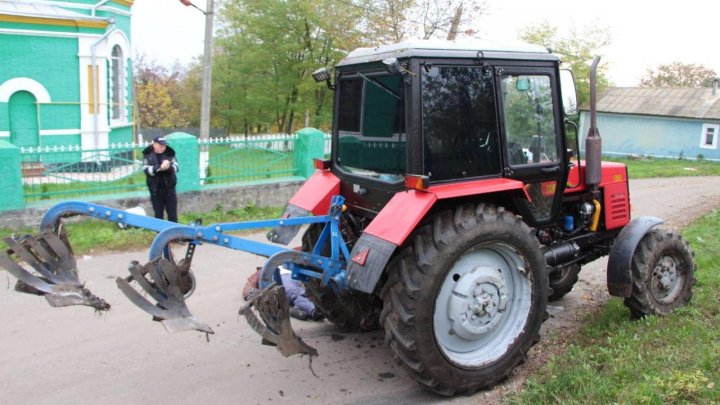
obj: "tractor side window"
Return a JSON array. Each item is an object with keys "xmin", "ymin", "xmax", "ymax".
[
  {"xmin": 421, "ymin": 65, "xmax": 500, "ymax": 181},
  {"xmin": 501, "ymin": 75, "xmax": 558, "ymax": 166},
  {"xmin": 336, "ymin": 73, "xmax": 406, "ymax": 182}
]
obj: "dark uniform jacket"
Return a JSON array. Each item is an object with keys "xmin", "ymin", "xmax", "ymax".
[{"xmin": 142, "ymin": 145, "xmax": 179, "ymax": 193}]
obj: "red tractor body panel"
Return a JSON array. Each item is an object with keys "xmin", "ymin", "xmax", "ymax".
[
  {"xmin": 288, "ymin": 170, "xmax": 341, "ymax": 215},
  {"xmin": 363, "ymin": 190, "xmax": 437, "ymax": 246},
  {"xmin": 566, "ymin": 161, "xmax": 630, "ymax": 229},
  {"xmin": 364, "ymin": 178, "xmax": 525, "ymax": 246}
]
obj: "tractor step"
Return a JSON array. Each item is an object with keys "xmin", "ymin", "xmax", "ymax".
[
  {"xmin": 116, "ymin": 258, "xmax": 213, "ymax": 334},
  {"xmin": 239, "ymin": 283, "xmax": 318, "ymax": 357},
  {"xmin": 0, "ymin": 231, "xmax": 109, "ymax": 310}
]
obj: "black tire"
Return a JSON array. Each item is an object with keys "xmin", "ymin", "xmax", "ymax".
[
  {"xmin": 380, "ymin": 204, "xmax": 548, "ymax": 395},
  {"xmin": 301, "ymin": 224, "xmax": 381, "ymax": 331},
  {"xmin": 624, "ymin": 229, "xmax": 696, "ymax": 317},
  {"xmin": 548, "ymin": 264, "xmax": 580, "ymax": 301}
]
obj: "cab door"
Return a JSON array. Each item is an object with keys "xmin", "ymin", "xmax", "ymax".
[{"xmin": 496, "ymin": 67, "xmax": 567, "ymax": 226}]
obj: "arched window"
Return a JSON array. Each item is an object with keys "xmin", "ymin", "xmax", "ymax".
[{"xmin": 110, "ymin": 45, "xmax": 126, "ymax": 121}]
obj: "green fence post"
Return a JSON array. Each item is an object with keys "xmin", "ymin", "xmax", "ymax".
[
  {"xmin": 294, "ymin": 127, "xmax": 325, "ymax": 178},
  {"xmin": 166, "ymin": 132, "xmax": 200, "ymax": 192},
  {"xmin": 0, "ymin": 140, "xmax": 25, "ymax": 211}
]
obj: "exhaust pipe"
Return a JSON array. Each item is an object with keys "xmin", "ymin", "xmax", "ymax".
[{"xmin": 585, "ymin": 56, "xmax": 602, "ymax": 192}]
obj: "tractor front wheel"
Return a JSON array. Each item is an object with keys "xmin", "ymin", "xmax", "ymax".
[
  {"xmin": 624, "ymin": 229, "xmax": 696, "ymax": 317},
  {"xmin": 380, "ymin": 204, "xmax": 548, "ymax": 395},
  {"xmin": 548, "ymin": 264, "xmax": 580, "ymax": 301}
]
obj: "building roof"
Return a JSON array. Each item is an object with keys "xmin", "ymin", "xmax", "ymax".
[
  {"xmin": 0, "ymin": 0, "xmax": 105, "ymax": 21},
  {"xmin": 338, "ymin": 39, "xmax": 558, "ymax": 67},
  {"xmin": 583, "ymin": 87, "xmax": 720, "ymax": 120}
]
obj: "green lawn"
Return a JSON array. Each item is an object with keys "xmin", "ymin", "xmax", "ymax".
[
  {"xmin": 205, "ymin": 144, "xmax": 297, "ymax": 183},
  {"xmin": 606, "ymin": 156, "xmax": 720, "ymax": 179},
  {"xmin": 0, "ymin": 204, "xmax": 283, "ymax": 256},
  {"xmin": 511, "ymin": 209, "xmax": 720, "ymax": 404}
]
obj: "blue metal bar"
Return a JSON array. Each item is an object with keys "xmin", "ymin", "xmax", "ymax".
[
  {"xmin": 41, "ymin": 201, "xmax": 175, "ymax": 232},
  {"xmin": 40, "ymin": 197, "xmax": 352, "ymax": 290}
]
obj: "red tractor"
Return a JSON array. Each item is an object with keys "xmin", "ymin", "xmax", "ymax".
[
  {"xmin": 1, "ymin": 40, "xmax": 696, "ymax": 396},
  {"xmin": 266, "ymin": 40, "xmax": 697, "ymax": 394}
]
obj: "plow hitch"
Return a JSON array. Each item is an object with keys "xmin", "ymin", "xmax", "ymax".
[
  {"xmin": 0, "ymin": 230, "xmax": 109, "ymax": 311},
  {"xmin": 240, "ymin": 283, "xmax": 318, "ymax": 357}
]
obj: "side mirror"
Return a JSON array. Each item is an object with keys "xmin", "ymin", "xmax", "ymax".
[
  {"xmin": 312, "ymin": 67, "xmax": 335, "ymax": 90},
  {"xmin": 560, "ymin": 69, "xmax": 578, "ymax": 115}
]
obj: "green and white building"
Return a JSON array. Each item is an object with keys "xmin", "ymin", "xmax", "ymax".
[{"xmin": 0, "ymin": 0, "xmax": 134, "ymax": 150}]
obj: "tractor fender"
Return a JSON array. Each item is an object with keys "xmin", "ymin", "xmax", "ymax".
[
  {"xmin": 267, "ymin": 170, "xmax": 340, "ymax": 245},
  {"xmin": 606, "ymin": 216, "xmax": 664, "ymax": 297},
  {"xmin": 346, "ymin": 178, "xmax": 526, "ymax": 294},
  {"xmin": 347, "ymin": 190, "xmax": 437, "ymax": 294}
]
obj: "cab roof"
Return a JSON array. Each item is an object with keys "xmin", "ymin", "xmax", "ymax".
[{"xmin": 337, "ymin": 39, "xmax": 558, "ymax": 67}]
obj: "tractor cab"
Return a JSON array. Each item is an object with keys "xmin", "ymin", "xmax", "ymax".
[{"xmin": 315, "ymin": 39, "xmax": 578, "ymax": 227}]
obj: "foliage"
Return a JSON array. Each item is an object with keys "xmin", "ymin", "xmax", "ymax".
[
  {"xmin": 519, "ymin": 21, "xmax": 611, "ymax": 110},
  {"xmin": 133, "ymin": 55, "xmax": 198, "ymax": 129},
  {"xmin": 640, "ymin": 62, "xmax": 718, "ymax": 87},
  {"xmin": 510, "ymin": 209, "xmax": 720, "ymax": 403},
  {"xmin": 213, "ymin": 0, "xmax": 367, "ymax": 134}
]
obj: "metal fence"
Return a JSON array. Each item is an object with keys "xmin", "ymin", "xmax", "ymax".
[
  {"xmin": 17, "ymin": 133, "xmax": 332, "ymax": 204},
  {"xmin": 199, "ymin": 134, "xmax": 299, "ymax": 184},
  {"xmin": 20, "ymin": 143, "xmax": 148, "ymax": 203}
]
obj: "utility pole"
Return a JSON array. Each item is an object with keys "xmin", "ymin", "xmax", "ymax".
[
  {"xmin": 199, "ymin": 0, "xmax": 214, "ymax": 182},
  {"xmin": 180, "ymin": 0, "xmax": 213, "ymax": 182}
]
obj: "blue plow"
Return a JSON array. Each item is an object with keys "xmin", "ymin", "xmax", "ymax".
[{"xmin": 0, "ymin": 196, "xmax": 353, "ymax": 357}]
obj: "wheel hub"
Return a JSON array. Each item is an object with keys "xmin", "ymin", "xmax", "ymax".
[
  {"xmin": 448, "ymin": 266, "xmax": 508, "ymax": 340},
  {"xmin": 652, "ymin": 256, "xmax": 681, "ymax": 300}
]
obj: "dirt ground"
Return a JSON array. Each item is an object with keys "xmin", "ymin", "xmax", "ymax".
[{"xmin": 0, "ymin": 176, "xmax": 718, "ymax": 405}]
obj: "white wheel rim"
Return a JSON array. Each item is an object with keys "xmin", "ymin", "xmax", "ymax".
[{"xmin": 434, "ymin": 242, "xmax": 532, "ymax": 367}]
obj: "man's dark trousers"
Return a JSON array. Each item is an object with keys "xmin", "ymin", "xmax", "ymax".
[{"xmin": 150, "ymin": 184, "xmax": 178, "ymax": 222}]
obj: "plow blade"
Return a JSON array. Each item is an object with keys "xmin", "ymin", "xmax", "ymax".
[
  {"xmin": 116, "ymin": 258, "xmax": 213, "ymax": 334},
  {"xmin": 240, "ymin": 283, "xmax": 318, "ymax": 357},
  {"xmin": 0, "ymin": 231, "xmax": 110, "ymax": 310}
]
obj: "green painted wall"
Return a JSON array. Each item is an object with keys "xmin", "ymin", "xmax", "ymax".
[
  {"xmin": 41, "ymin": 135, "xmax": 81, "ymax": 147},
  {"xmin": 0, "ymin": 103, "xmax": 7, "ymax": 131},
  {"xmin": 38, "ymin": 104, "xmax": 79, "ymax": 130},
  {"xmin": 0, "ymin": 140, "xmax": 25, "ymax": 210},
  {"xmin": 0, "ymin": 36, "xmax": 80, "ymax": 101},
  {"xmin": 109, "ymin": 126, "xmax": 133, "ymax": 144}
]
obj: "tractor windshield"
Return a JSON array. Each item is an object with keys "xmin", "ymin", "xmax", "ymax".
[{"xmin": 335, "ymin": 71, "xmax": 406, "ymax": 183}]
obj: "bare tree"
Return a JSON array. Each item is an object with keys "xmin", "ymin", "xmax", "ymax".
[{"xmin": 363, "ymin": 0, "xmax": 486, "ymax": 43}]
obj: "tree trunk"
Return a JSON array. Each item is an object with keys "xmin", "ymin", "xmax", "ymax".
[{"xmin": 446, "ymin": 3, "xmax": 464, "ymax": 40}]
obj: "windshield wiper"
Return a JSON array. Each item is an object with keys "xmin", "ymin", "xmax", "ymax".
[{"xmin": 357, "ymin": 72, "xmax": 401, "ymax": 100}]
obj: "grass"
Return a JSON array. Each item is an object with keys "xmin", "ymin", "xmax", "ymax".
[
  {"xmin": 510, "ymin": 208, "xmax": 720, "ymax": 404},
  {"xmin": 606, "ymin": 156, "xmax": 720, "ymax": 179},
  {"xmin": 0, "ymin": 204, "xmax": 283, "ymax": 256}
]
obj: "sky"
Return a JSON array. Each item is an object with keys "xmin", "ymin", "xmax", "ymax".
[{"xmin": 131, "ymin": 0, "xmax": 720, "ymax": 86}]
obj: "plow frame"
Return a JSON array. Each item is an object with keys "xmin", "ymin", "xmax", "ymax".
[{"xmin": 39, "ymin": 196, "xmax": 353, "ymax": 289}]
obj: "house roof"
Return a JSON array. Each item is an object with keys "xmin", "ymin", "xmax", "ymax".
[
  {"xmin": 582, "ymin": 87, "xmax": 720, "ymax": 120},
  {"xmin": 0, "ymin": 0, "xmax": 110, "ymax": 22}
]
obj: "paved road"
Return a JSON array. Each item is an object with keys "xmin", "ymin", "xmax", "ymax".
[{"xmin": 1, "ymin": 176, "xmax": 719, "ymax": 405}]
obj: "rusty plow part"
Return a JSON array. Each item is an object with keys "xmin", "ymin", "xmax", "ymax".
[
  {"xmin": 239, "ymin": 283, "xmax": 318, "ymax": 357},
  {"xmin": 116, "ymin": 258, "xmax": 213, "ymax": 334},
  {"xmin": 0, "ymin": 231, "xmax": 110, "ymax": 310}
]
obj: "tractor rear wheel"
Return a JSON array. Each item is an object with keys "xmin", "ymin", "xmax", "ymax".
[
  {"xmin": 301, "ymin": 224, "xmax": 381, "ymax": 331},
  {"xmin": 624, "ymin": 229, "xmax": 696, "ymax": 317},
  {"xmin": 380, "ymin": 204, "xmax": 548, "ymax": 395}
]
